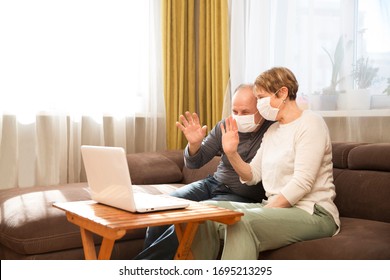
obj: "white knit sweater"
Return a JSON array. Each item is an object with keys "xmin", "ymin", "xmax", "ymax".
[{"xmin": 243, "ymin": 110, "xmax": 340, "ymax": 232}]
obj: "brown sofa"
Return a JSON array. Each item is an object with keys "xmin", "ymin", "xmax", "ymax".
[{"xmin": 1, "ymin": 142, "xmax": 389, "ymax": 260}]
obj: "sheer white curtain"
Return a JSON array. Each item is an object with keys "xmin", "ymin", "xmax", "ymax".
[
  {"xmin": 0, "ymin": 0, "xmax": 165, "ymax": 190},
  {"xmin": 229, "ymin": 0, "xmax": 390, "ymax": 142}
]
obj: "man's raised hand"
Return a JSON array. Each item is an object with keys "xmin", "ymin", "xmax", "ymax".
[{"xmin": 176, "ymin": 112, "xmax": 207, "ymax": 150}]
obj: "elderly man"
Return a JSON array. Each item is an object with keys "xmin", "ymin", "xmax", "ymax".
[{"xmin": 134, "ymin": 84, "xmax": 273, "ymax": 259}]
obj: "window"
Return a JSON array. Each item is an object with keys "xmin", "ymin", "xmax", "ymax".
[
  {"xmin": 283, "ymin": 0, "xmax": 390, "ymax": 106},
  {"xmin": 357, "ymin": 0, "xmax": 390, "ymax": 90},
  {"xmin": 229, "ymin": 0, "xmax": 390, "ymax": 112},
  {"xmin": 0, "ymin": 0, "xmax": 165, "ymax": 189},
  {"xmin": 0, "ymin": 0, "xmax": 151, "ymax": 123}
]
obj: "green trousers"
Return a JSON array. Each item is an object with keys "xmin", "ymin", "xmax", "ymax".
[{"xmin": 191, "ymin": 200, "xmax": 338, "ymax": 260}]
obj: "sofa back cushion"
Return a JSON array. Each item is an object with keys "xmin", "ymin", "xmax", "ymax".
[
  {"xmin": 181, "ymin": 157, "xmax": 221, "ymax": 184},
  {"xmin": 348, "ymin": 143, "xmax": 390, "ymax": 172},
  {"xmin": 126, "ymin": 151, "xmax": 183, "ymax": 184},
  {"xmin": 333, "ymin": 143, "xmax": 390, "ymax": 223},
  {"xmin": 331, "ymin": 142, "xmax": 364, "ymax": 169}
]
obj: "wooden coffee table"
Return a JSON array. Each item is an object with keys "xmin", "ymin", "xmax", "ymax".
[{"xmin": 53, "ymin": 200, "xmax": 243, "ymax": 260}]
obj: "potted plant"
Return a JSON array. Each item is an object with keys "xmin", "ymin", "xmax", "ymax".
[
  {"xmin": 343, "ymin": 57, "xmax": 380, "ymax": 110},
  {"xmin": 322, "ymin": 36, "xmax": 352, "ymax": 95},
  {"xmin": 352, "ymin": 57, "xmax": 379, "ymax": 89},
  {"xmin": 371, "ymin": 77, "xmax": 390, "ymax": 109},
  {"xmin": 316, "ymin": 36, "xmax": 352, "ymax": 110},
  {"xmin": 383, "ymin": 78, "xmax": 390, "ymax": 95}
]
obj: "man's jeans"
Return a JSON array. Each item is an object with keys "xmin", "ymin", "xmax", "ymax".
[{"xmin": 133, "ymin": 176, "xmax": 256, "ymax": 260}]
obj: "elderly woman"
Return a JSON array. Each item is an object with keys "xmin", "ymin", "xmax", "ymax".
[{"xmin": 191, "ymin": 67, "xmax": 340, "ymax": 260}]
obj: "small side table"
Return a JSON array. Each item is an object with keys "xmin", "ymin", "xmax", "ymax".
[{"xmin": 53, "ymin": 200, "xmax": 243, "ymax": 260}]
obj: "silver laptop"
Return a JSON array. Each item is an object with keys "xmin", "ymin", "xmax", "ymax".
[{"xmin": 80, "ymin": 145, "xmax": 190, "ymax": 213}]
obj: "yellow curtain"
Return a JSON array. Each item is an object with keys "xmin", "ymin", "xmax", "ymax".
[
  {"xmin": 163, "ymin": 0, "xmax": 229, "ymax": 149},
  {"xmin": 163, "ymin": 0, "xmax": 196, "ymax": 150},
  {"xmin": 198, "ymin": 0, "xmax": 229, "ymax": 133}
]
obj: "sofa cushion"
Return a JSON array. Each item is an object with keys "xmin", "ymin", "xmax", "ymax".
[
  {"xmin": 0, "ymin": 183, "xmax": 90, "ymax": 255},
  {"xmin": 348, "ymin": 143, "xmax": 390, "ymax": 172},
  {"xmin": 181, "ymin": 156, "xmax": 221, "ymax": 184},
  {"xmin": 333, "ymin": 169, "xmax": 390, "ymax": 223},
  {"xmin": 258, "ymin": 217, "xmax": 390, "ymax": 260},
  {"xmin": 0, "ymin": 183, "xmax": 145, "ymax": 256},
  {"xmin": 126, "ymin": 152, "xmax": 183, "ymax": 184},
  {"xmin": 331, "ymin": 142, "xmax": 365, "ymax": 169},
  {"xmin": 158, "ymin": 150, "xmax": 185, "ymax": 170},
  {"xmin": 0, "ymin": 238, "xmax": 145, "ymax": 260}
]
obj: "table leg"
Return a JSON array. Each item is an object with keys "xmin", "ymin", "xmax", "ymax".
[
  {"xmin": 98, "ymin": 238, "xmax": 116, "ymax": 260},
  {"xmin": 80, "ymin": 228, "xmax": 97, "ymax": 260},
  {"xmin": 174, "ymin": 222, "xmax": 199, "ymax": 260}
]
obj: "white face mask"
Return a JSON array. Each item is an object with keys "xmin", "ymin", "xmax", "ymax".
[
  {"xmin": 257, "ymin": 96, "xmax": 282, "ymax": 121},
  {"xmin": 232, "ymin": 112, "xmax": 259, "ymax": 133}
]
